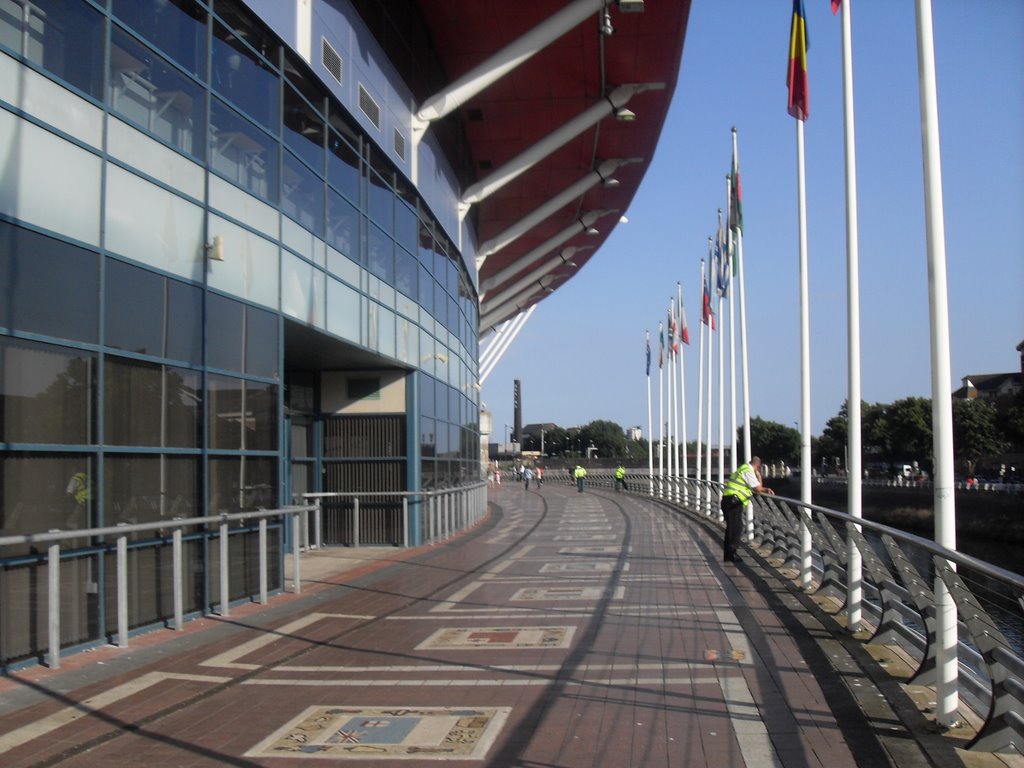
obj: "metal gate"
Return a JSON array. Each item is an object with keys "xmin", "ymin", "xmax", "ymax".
[{"xmin": 321, "ymin": 415, "xmax": 406, "ymax": 545}]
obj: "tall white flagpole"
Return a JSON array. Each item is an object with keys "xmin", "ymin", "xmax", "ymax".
[
  {"xmin": 914, "ymin": 0, "xmax": 959, "ymax": 728},
  {"xmin": 677, "ymin": 282, "xmax": 689, "ymax": 505},
  {"xmin": 796, "ymin": 117, "xmax": 813, "ymax": 584},
  {"xmin": 838, "ymin": 0, "xmax": 864, "ymax": 626},
  {"xmin": 657, "ymin": 321, "xmax": 665, "ymax": 498},
  {"xmin": 704, "ymin": 242, "xmax": 715, "ymax": 517},
  {"xmin": 726, "ymin": 179, "xmax": 738, "ymax": 476},
  {"xmin": 733, "ymin": 128, "xmax": 752, "ymax": 468},
  {"xmin": 696, "ymin": 260, "xmax": 706, "ymax": 514},
  {"xmin": 646, "ymin": 331, "xmax": 654, "ymax": 496},
  {"xmin": 669, "ymin": 299, "xmax": 679, "ymax": 502},
  {"xmin": 666, "ymin": 304, "xmax": 675, "ymax": 500}
]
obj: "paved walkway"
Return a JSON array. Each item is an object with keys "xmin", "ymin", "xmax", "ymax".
[{"xmin": 0, "ymin": 484, "xmax": 970, "ymax": 767}]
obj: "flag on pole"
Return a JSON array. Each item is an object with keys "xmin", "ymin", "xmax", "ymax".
[
  {"xmin": 679, "ymin": 294, "xmax": 690, "ymax": 345},
  {"xmin": 668, "ymin": 307, "xmax": 679, "ymax": 355},
  {"xmin": 645, "ymin": 330, "xmax": 651, "ymax": 376},
  {"xmin": 787, "ymin": 0, "xmax": 810, "ymax": 121},
  {"xmin": 715, "ymin": 210, "xmax": 729, "ymax": 298},
  {"xmin": 729, "ymin": 139, "xmax": 743, "ymax": 238},
  {"xmin": 831, "ymin": 0, "xmax": 841, "ymax": 14},
  {"xmin": 658, "ymin": 321, "xmax": 665, "ymax": 368},
  {"xmin": 702, "ymin": 252, "xmax": 715, "ymax": 330}
]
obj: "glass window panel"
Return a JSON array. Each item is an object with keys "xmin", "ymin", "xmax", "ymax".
[
  {"xmin": 244, "ymin": 380, "xmax": 278, "ymax": 451},
  {"xmin": 166, "ymin": 278, "xmax": 202, "ymax": 364},
  {"xmin": 245, "ymin": 304, "xmax": 279, "ymax": 378},
  {"xmin": 0, "ymin": 454, "xmax": 94, "ymax": 552},
  {"xmin": 206, "ymin": 292, "xmax": 243, "ymax": 372},
  {"xmin": 420, "ymin": 417, "xmax": 435, "ymax": 457},
  {"xmin": 105, "ymin": 454, "xmax": 199, "ymax": 527},
  {"xmin": 283, "ymin": 48, "xmax": 323, "ymax": 104},
  {"xmin": 283, "ymin": 84, "xmax": 324, "ymax": 173},
  {"xmin": 368, "ymin": 170, "xmax": 393, "ymax": 234},
  {"xmin": 108, "ymin": 28, "xmax": 206, "ymax": 159},
  {"xmin": 378, "ymin": 305, "xmax": 395, "ymax": 359},
  {"xmin": 417, "ymin": 221, "xmax": 434, "ymax": 265},
  {"xmin": 208, "ymin": 373, "xmax": 243, "ymax": 450},
  {"xmin": 326, "ymin": 277, "xmax": 359, "ymax": 343},
  {"xmin": 433, "ymin": 280, "xmax": 447, "ymax": 327},
  {"xmin": 211, "ymin": 20, "xmax": 278, "ymax": 132},
  {"xmin": 326, "ymin": 188, "xmax": 358, "ymax": 258},
  {"xmin": 395, "ymin": 246, "xmax": 416, "ymax": 301},
  {"xmin": 209, "ymin": 455, "xmax": 276, "ymax": 514},
  {"xmin": 417, "ymin": 264, "xmax": 433, "ymax": 314},
  {"xmin": 112, "ymin": 0, "xmax": 207, "ymax": 78},
  {"xmin": 0, "ymin": 337, "xmax": 95, "ymax": 445},
  {"xmin": 209, "ymin": 97, "xmax": 278, "ymax": 203},
  {"xmin": 289, "ymin": 415, "xmax": 312, "ymax": 459},
  {"xmin": 104, "ymin": 356, "xmax": 162, "ymax": 446},
  {"xmin": 367, "ymin": 224, "xmax": 393, "ymax": 285},
  {"xmin": 395, "ymin": 200, "xmax": 417, "ymax": 255},
  {"xmin": 0, "ymin": 222, "xmax": 99, "ymax": 343},
  {"xmin": 282, "ymin": 150, "xmax": 324, "ymax": 235},
  {"xmin": 327, "ymin": 129, "xmax": 359, "ymax": 204},
  {"xmin": 434, "ymin": 377, "xmax": 448, "ymax": 422},
  {"xmin": 15, "ymin": 0, "xmax": 104, "ymax": 99},
  {"xmin": 105, "ymin": 258, "xmax": 163, "ymax": 356},
  {"xmin": 447, "ymin": 295, "xmax": 458, "ymax": 334},
  {"xmin": 165, "ymin": 366, "xmax": 201, "ymax": 448},
  {"xmin": 419, "ymin": 374, "xmax": 434, "ymax": 418}
]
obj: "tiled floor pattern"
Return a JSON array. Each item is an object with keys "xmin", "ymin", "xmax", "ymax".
[{"xmin": 0, "ymin": 484, "xmax": 921, "ymax": 767}]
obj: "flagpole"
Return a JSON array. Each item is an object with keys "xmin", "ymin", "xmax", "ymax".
[
  {"xmin": 677, "ymin": 282, "xmax": 689, "ymax": 505},
  {"xmin": 646, "ymin": 331, "xmax": 654, "ymax": 496},
  {"xmin": 732, "ymin": 129, "xmax": 754, "ymax": 544},
  {"xmin": 666, "ymin": 304, "xmax": 675, "ymax": 501},
  {"xmin": 696, "ymin": 261, "xmax": 706, "ymax": 514},
  {"xmin": 669, "ymin": 299, "xmax": 679, "ymax": 502},
  {"xmin": 727, "ymin": 178, "xmax": 738, "ymax": 477},
  {"xmin": 704, "ymin": 242, "xmax": 715, "ymax": 517},
  {"xmin": 658, "ymin": 321, "xmax": 664, "ymax": 498},
  {"xmin": 914, "ymin": 0, "xmax": 959, "ymax": 729},
  {"xmin": 795, "ymin": 117, "xmax": 813, "ymax": 586},
  {"xmin": 838, "ymin": 0, "xmax": 864, "ymax": 628}
]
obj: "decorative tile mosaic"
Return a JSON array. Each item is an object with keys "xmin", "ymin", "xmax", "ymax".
[
  {"xmin": 245, "ymin": 705, "xmax": 510, "ymax": 760},
  {"xmin": 415, "ymin": 625, "xmax": 575, "ymax": 650},
  {"xmin": 511, "ymin": 586, "xmax": 624, "ymax": 601},
  {"xmin": 539, "ymin": 561, "xmax": 622, "ymax": 573}
]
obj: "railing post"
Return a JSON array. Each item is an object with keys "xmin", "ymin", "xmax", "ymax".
[
  {"xmin": 172, "ymin": 525, "xmax": 183, "ymax": 630},
  {"xmin": 258, "ymin": 516, "xmax": 268, "ymax": 604},
  {"xmin": 428, "ymin": 493, "xmax": 435, "ymax": 544},
  {"xmin": 291, "ymin": 511, "xmax": 301, "ymax": 593},
  {"xmin": 302, "ymin": 505, "xmax": 310, "ymax": 551},
  {"xmin": 353, "ymin": 497, "xmax": 360, "ymax": 547},
  {"xmin": 314, "ymin": 498, "xmax": 322, "ymax": 550},
  {"xmin": 116, "ymin": 531, "xmax": 129, "ymax": 647},
  {"xmin": 219, "ymin": 520, "xmax": 230, "ymax": 616},
  {"xmin": 402, "ymin": 497, "xmax": 409, "ymax": 548},
  {"xmin": 47, "ymin": 541, "xmax": 61, "ymax": 669}
]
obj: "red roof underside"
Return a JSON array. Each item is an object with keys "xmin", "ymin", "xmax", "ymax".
[{"xmin": 415, "ymin": 0, "xmax": 691, "ymax": 327}]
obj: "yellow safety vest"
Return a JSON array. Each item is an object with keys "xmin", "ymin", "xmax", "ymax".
[
  {"xmin": 615, "ymin": 466, "xmax": 625, "ymax": 479},
  {"xmin": 722, "ymin": 463, "xmax": 755, "ymax": 506},
  {"xmin": 574, "ymin": 466, "xmax": 587, "ymax": 479}
]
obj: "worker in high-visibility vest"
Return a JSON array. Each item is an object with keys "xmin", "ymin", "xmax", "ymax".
[
  {"xmin": 614, "ymin": 464, "xmax": 627, "ymax": 492},
  {"xmin": 573, "ymin": 465, "xmax": 587, "ymax": 493},
  {"xmin": 720, "ymin": 456, "xmax": 773, "ymax": 563}
]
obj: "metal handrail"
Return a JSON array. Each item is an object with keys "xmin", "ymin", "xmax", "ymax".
[
  {"xmin": 1, "ymin": 505, "xmax": 315, "ymax": 670},
  {"xmin": 627, "ymin": 473, "xmax": 1024, "ymax": 754}
]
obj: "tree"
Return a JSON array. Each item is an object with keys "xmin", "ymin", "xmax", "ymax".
[
  {"xmin": 952, "ymin": 398, "xmax": 1009, "ymax": 473},
  {"xmin": 885, "ymin": 396, "xmax": 933, "ymax": 471},
  {"xmin": 578, "ymin": 420, "xmax": 629, "ymax": 459},
  {"xmin": 738, "ymin": 417, "xmax": 799, "ymax": 466}
]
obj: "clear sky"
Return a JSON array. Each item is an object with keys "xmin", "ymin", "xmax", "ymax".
[{"xmin": 480, "ymin": 0, "xmax": 1023, "ymax": 446}]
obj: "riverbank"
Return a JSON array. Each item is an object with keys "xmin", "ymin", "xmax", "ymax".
[{"xmin": 769, "ymin": 479, "xmax": 1024, "ymax": 545}]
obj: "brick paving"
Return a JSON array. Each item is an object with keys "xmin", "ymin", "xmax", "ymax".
[{"xmin": 0, "ymin": 484, "xmax": 956, "ymax": 767}]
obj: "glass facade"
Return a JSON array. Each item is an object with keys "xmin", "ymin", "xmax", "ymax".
[{"xmin": 0, "ymin": 0, "xmax": 481, "ymax": 664}]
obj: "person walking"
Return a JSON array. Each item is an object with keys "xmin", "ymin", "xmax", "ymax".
[
  {"xmin": 524, "ymin": 466, "xmax": 533, "ymax": 490},
  {"xmin": 614, "ymin": 464, "xmax": 628, "ymax": 492},
  {"xmin": 573, "ymin": 465, "xmax": 587, "ymax": 493},
  {"xmin": 720, "ymin": 456, "xmax": 773, "ymax": 563}
]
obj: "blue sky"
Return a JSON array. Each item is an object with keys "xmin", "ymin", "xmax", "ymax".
[{"xmin": 480, "ymin": 0, "xmax": 1023, "ymax": 445}]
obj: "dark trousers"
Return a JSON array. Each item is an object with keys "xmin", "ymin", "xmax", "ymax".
[
  {"xmin": 576, "ymin": 477, "xmax": 585, "ymax": 492},
  {"xmin": 722, "ymin": 494, "xmax": 745, "ymax": 561},
  {"xmin": 615, "ymin": 478, "xmax": 627, "ymax": 491}
]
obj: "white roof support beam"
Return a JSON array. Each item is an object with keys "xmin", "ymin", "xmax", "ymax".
[
  {"xmin": 480, "ymin": 247, "xmax": 590, "ymax": 315},
  {"xmin": 460, "ymin": 84, "xmax": 647, "ymax": 207},
  {"xmin": 476, "ymin": 158, "xmax": 635, "ymax": 270},
  {"xmin": 415, "ymin": 0, "xmax": 607, "ymax": 125},
  {"xmin": 478, "ymin": 319, "xmax": 513, "ymax": 371},
  {"xmin": 479, "ymin": 286, "xmax": 548, "ymax": 332},
  {"xmin": 480, "ymin": 210, "xmax": 615, "ymax": 295},
  {"xmin": 479, "ymin": 306, "xmax": 536, "ymax": 382}
]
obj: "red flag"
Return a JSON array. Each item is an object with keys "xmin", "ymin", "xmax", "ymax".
[
  {"xmin": 702, "ymin": 280, "xmax": 715, "ymax": 331},
  {"xmin": 679, "ymin": 297, "xmax": 690, "ymax": 345},
  {"xmin": 787, "ymin": 0, "xmax": 809, "ymax": 121},
  {"xmin": 831, "ymin": 0, "xmax": 841, "ymax": 14}
]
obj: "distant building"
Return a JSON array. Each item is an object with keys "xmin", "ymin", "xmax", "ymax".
[
  {"xmin": 952, "ymin": 339, "xmax": 1024, "ymax": 404},
  {"xmin": 626, "ymin": 426, "xmax": 643, "ymax": 441}
]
